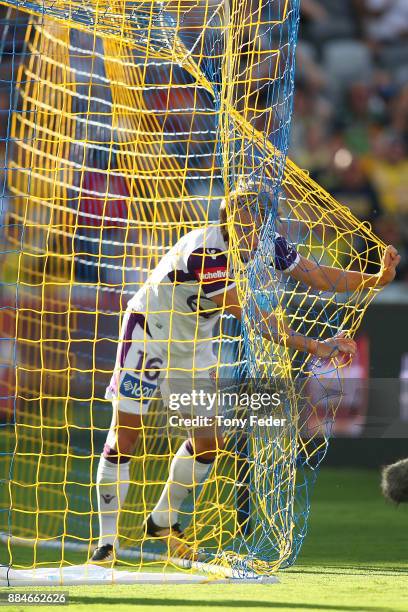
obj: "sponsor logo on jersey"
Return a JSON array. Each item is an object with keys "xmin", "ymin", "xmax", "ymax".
[
  {"xmin": 198, "ymin": 267, "xmax": 227, "ymax": 281},
  {"xmin": 120, "ymin": 373, "xmax": 157, "ymax": 404}
]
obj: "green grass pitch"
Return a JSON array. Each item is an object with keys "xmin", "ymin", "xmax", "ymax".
[{"xmin": 0, "ymin": 468, "xmax": 407, "ymax": 612}]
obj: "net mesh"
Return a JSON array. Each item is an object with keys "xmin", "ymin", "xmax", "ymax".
[{"xmin": 0, "ymin": 0, "xmax": 385, "ymax": 577}]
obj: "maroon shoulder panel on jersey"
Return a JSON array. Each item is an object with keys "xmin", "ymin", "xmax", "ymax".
[{"xmin": 187, "ymin": 248, "xmax": 235, "ymax": 297}]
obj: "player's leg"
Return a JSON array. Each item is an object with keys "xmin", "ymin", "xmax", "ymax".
[
  {"xmin": 147, "ymin": 355, "xmax": 224, "ymax": 557},
  {"xmin": 92, "ymin": 312, "xmax": 164, "ymax": 562},
  {"xmin": 145, "ymin": 425, "xmax": 223, "ymax": 560},
  {"xmin": 93, "ymin": 407, "xmax": 141, "ymax": 561},
  {"xmin": 149, "ymin": 426, "xmax": 224, "ymax": 529}
]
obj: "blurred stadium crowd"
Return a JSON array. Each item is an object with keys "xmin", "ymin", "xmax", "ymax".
[
  {"xmin": 0, "ymin": 1, "xmax": 405, "ymax": 428},
  {"xmin": 292, "ymin": 0, "xmax": 408, "ymax": 282},
  {"xmin": 0, "ymin": 1, "xmax": 407, "ymax": 285}
]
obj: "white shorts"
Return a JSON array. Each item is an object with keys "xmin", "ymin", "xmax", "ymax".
[{"xmin": 105, "ymin": 311, "xmax": 218, "ymax": 416}]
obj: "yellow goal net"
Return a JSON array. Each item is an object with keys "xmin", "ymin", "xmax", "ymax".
[{"xmin": 0, "ymin": 0, "xmax": 385, "ymax": 582}]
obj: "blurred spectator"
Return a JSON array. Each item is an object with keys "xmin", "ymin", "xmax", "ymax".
[
  {"xmin": 368, "ymin": 132, "xmax": 408, "ymax": 220},
  {"xmin": 290, "ymin": 82, "xmax": 332, "ymax": 172},
  {"xmin": 390, "ymin": 84, "xmax": 408, "ymax": 141},
  {"xmin": 328, "ymin": 155, "xmax": 382, "ymax": 223},
  {"xmin": 301, "ymin": 0, "xmax": 329, "ymax": 23},
  {"xmin": 362, "ymin": 0, "xmax": 408, "ymax": 44},
  {"xmin": 300, "ymin": 0, "xmax": 360, "ymax": 47},
  {"xmin": 360, "ymin": 0, "xmax": 408, "ymax": 79},
  {"xmin": 336, "ymin": 82, "xmax": 385, "ymax": 156},
  {"xmin": 296, "ymin": 43, "xmax": 327, "ymax": 92},
  {"xmin": 292, "ymin": 122, "xmax": 332, "ymax": 176}
]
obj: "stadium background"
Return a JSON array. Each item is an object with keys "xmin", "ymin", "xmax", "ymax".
[
  {"xmin": 0, "ymin": 0, "xmax": 407, "ymax": 604},
  {"xmin": 294, "ymin": 0, "xmax": 408, "ymax": 467},
  {"xmin": 0, "ymin": 0, "xmax": 406, "ymax": 459}
]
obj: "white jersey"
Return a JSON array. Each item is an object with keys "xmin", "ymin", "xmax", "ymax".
[
  {"xmin": 106, "ymin": 224, "xmax": 300, "ymax": 413},
  {"xmin": 127, "ymin": 224, "xmax": 300, "ymax": 353}
]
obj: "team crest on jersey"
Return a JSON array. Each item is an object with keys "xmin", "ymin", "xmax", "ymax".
[
  {"xmin": 120, "ymin": 373, "xmax": 157, "ymax": 404},
  {"xmin": 206, "ymin": 248, "xmax": 219, "ymax": 259}
]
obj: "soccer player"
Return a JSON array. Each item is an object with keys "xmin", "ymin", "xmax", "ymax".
[{"xmin": 91, "ymin": 183, "xmax": 400, "ymax": 563}]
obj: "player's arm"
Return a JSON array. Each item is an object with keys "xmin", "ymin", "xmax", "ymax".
[
  {"xmin": 288, "ymin": 245, "xmax": 400, "ymax": 292},
  {"xmin": 210, "ymin": 285, "xmax": 356, "ymax": 360}
]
